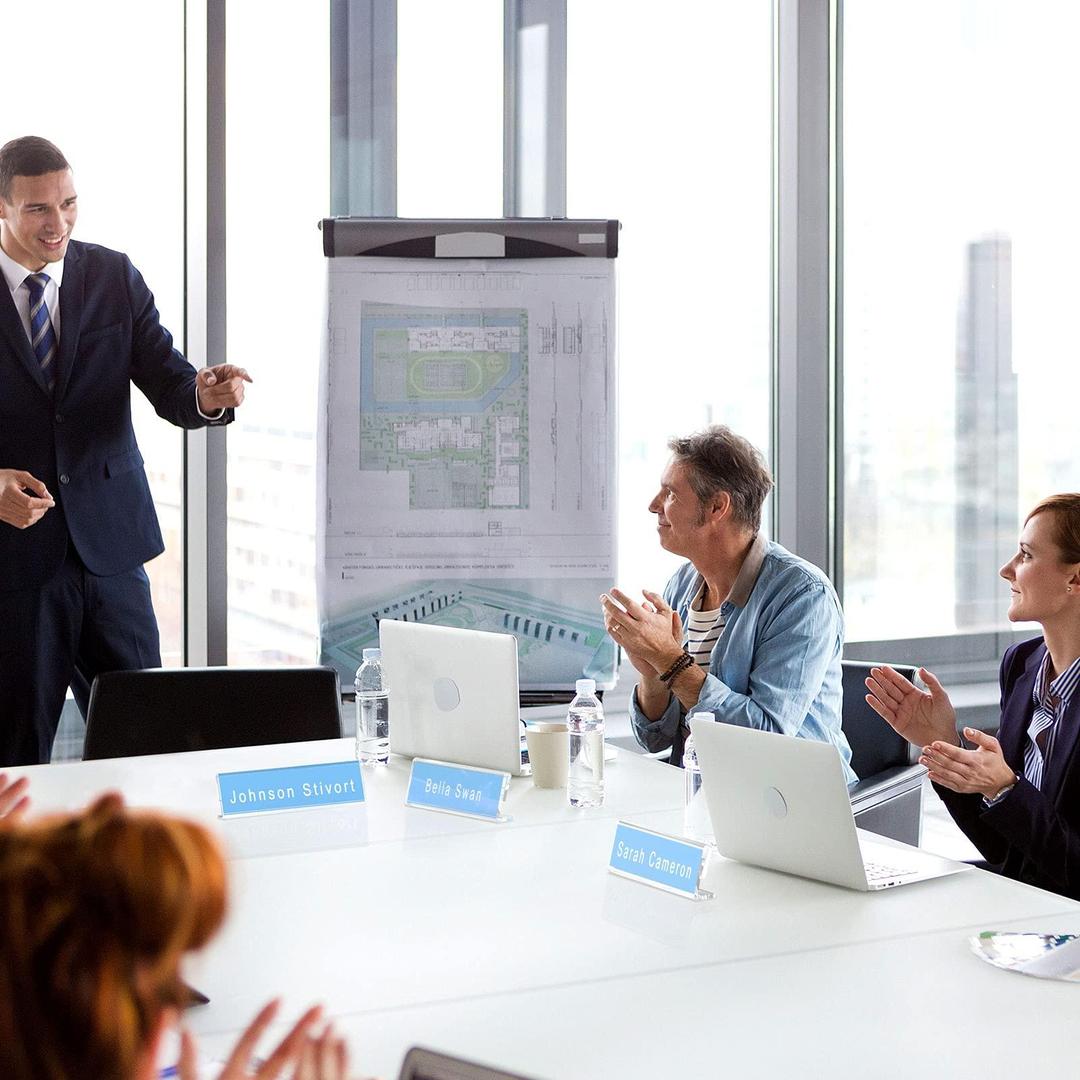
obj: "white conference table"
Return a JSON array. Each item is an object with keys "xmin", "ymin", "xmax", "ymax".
[{"xmin": 12, "ymin": 739, "xmax": 1080, "ymax": 1079}]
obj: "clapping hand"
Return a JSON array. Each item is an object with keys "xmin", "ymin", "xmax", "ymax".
[
  {"xmin": 0, "ymin": 773, "xmax": 30, "ymax": 822},
  {"xmin": 600, "ymin": 588, "xmax": 683, "ymax": 676},
  {"xmin": 864, "ymin": 665, "xmax": 959, "ymax": 748},
  {"xmin": 179, "ymin": 1000, "xmax": 351, "ymax": 1080},
  {"xmin": 920, "ymin": 727, "xmax": 1017, "ymax": 799}
]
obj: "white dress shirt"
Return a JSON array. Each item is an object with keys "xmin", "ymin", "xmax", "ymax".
[{"xmin": 0, "ymin": 242, "xmax": 65, "ymax": 345}]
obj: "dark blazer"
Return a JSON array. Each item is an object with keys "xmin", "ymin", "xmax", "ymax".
[
  {"xmin": 0, "ymin": 240, "xmax": 229, "ymax": 592},
  {"xmin": 936, "ymin": 636, "xmax": 1080, "ymax": 900}
]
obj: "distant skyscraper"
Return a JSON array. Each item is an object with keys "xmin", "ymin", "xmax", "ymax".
[{"xmin": 955, "ymin": 236, "xmax": 1016, "ymax": 630}]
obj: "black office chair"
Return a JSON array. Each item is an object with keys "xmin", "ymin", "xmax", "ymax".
[
  {"xmin": 83, "ymin": 666, "xmax": 343, "ymax": 760},
  {"xmin": 843, "ymin": 660, "xmax": 926, "ymax": 846}
]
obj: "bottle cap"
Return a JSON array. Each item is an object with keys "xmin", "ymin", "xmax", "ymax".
[
  {"xmin": 362, "ymin": 647, "xmax": 382, "ymax": 660},
  {"xmin": 575, "ymin": 678, "xmax": 596, "ymax": 694}
]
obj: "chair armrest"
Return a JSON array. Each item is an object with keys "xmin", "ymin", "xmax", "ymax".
[{"xmin": 849, "ymin": 763, "xmax": 926, "ymax": 813}]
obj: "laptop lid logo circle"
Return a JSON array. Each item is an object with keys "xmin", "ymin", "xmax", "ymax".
[
  {"xmin": 764, "ymin": 786, "xmax": 788, "ymax": 819},
  {"xmin": 433, "ymin": 677, "xmax": 461, "ymax": 712}
]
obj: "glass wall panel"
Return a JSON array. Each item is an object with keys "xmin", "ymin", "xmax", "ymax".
[
  {"xmin": 4, "ymin": 0, "xmax": 186, "ymax": 666},
  {"xmin": 567, "ymin": 3, "xmax": 773, "ymax": 594},
  {"xmin": 397, "ymin": 0, "xmax": 504, "ymax": 216},
  {"xmin": 842, "ymin": 0, "xmax": 1080, "ymax": 644},
  {"xmin": 225, "ymin": 1, "xmax": 330, "ymax": 664}
]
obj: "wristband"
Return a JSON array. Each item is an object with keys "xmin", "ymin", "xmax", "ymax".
[
  {"xmin": 668, "ymin": 654, "xmax": 696, "ymax": 686},
  {"xmin": 983, "ymin": 774, "xmax": 1020, "ymax": 807},
  {"xmin": 658, "ymin": 651, "xmax": 694, "ymax": 685}
]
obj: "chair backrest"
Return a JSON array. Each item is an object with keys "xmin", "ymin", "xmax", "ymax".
[
  {"xmin": 840, "ymin": 660, "xmax": 917, "ymax": 780},
  {"xmin": 84, "ymin": 667, "xmax": 342, "ymax": 760}
]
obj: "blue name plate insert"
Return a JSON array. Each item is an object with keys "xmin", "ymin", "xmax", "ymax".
[
  {"xmin": 218, "ymin": 761, "xmax": 364, "ymax": 817},
  {"xmin": 608, "ymin": 821, "xmax": 712, "ymax": 900},
  {"xmin": 406, "ymin": 758, "xmax": 510, "ymax": 822}
]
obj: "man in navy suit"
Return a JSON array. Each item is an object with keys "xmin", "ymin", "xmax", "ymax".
[{"xmin": 0, "ymin": 136, "xmax": 252, "ymax": 766}]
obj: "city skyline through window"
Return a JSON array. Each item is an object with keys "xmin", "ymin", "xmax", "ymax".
[{"xmin": 842, "ymin": 0, "xmax": 1080, "ymax": 643}]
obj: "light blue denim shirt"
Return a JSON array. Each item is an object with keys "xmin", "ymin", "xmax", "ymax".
[{"xmin": 630, "ymin": 534, "xmax": 855, "ymax": 784}]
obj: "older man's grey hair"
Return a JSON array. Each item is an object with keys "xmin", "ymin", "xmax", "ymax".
[{"xmin": 667, "ymin": 425, "xmax": 774, "ymax": 533}]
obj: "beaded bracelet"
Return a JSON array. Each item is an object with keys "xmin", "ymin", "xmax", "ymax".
[
  {"xmin": 658, "ymin": 650, "xmax": 694, "ymax": 684},
  {"xmin": 668, "ymin": 653, "xmax": 696, "ymax": 684}
]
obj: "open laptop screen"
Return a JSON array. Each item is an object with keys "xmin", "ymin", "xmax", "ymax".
[{"xmin": 380, "ymin": 620, "xmax": 525, "ymax": 775}]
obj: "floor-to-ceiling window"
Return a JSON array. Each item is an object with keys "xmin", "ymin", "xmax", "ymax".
[
  {"xmin": 224, "ymin": 0, "xmax": 331, "ymax": 664},
  {"xmin": 5, "ymin": 0, "xmax": 186, "ymax": 667},
  {"xmin": 53, "ymin": 1, "xmax": 1072, "ymax": 699},
  {"xmin": 397, "ymin": 0, "xmax": 504, "ymax": 217},
  {"xmin": 566, "ymin": 2, "xmax": 773, "ymax": 594},
  {"xmin": 841, "ymin": 0, "xmax": 1080, "ymax": 670}
]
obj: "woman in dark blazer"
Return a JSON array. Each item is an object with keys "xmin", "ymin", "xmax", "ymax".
[{"xmin": 865, "ymin": 494, "xmax": 1080, "ymax": 900}]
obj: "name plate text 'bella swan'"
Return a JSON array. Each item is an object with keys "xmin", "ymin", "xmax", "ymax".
[
  {"xmin": 218, "ymin": 761, "xmax": 364, "ymax": 817},
  {"xmin": 405, "ymin": 758, "xmax": 510, "ymax": 821}
]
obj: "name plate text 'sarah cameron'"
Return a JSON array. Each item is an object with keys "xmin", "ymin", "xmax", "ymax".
[
  {"xmin": 405, "ymin": 758, "xmax": 510, "ymax": 822},
  {"xmin": 608, "ymin": 821, "xmax": 712, "ymax": 900},
  {"xmin": 218, "ymin": 761, "xmax": 365, "ymax": 817}
]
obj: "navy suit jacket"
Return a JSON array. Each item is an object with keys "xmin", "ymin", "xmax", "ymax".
[
  {"xmin": 937, "ymin": 636, "xmax": 1080, "ymax": 900},
  {"xmin": 0, "ymin": 239, "xmax": 230, "ymax": 592}
]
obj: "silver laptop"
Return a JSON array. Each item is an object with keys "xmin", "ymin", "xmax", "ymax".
[
  {"xmin": 689, "ymin": 718, "xmax": 969, "ymax": 891},
  {"xmin": 398, "ymin": 1047, "xmax": 534, "ymax": 1080},
  {"xmin": 380, "ymin": 620, "xmax": 526, "ymax": 775}
]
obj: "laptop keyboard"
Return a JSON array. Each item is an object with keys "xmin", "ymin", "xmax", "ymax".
[{"xmin": 864, "ymin": 860, "xmax": 915, "ymax": 884}]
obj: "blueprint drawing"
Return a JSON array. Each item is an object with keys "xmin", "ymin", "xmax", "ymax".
[{"xmin": 319, "ymin": 257, "xmax": 617, "ymax": 691}]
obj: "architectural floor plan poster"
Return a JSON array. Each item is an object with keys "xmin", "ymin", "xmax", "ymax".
[{"xmin": 318, "ymin": 256, "xmax": 617, "ymax": 691}]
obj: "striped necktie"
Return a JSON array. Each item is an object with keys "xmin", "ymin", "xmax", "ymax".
[
  {"xmin": 1024, "ymin": 699, "xmax": 1057, "ymax": 790},
  {"xmin": 1025, "ymin": 653, "xmax": 1080, "ymax": 789},
  {"xmin": 26, "ymin": 272, "xmax": 58, "ymax": 391}
]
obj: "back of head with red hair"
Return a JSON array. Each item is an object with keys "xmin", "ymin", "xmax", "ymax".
[{"xmin": 0, "ymin": 794, "xmax": 228, "ymax": 1080}]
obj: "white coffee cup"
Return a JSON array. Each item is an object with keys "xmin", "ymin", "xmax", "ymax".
[{"xmin": 525, "ymin": 722, "xmax": 570, "ymax": 789}]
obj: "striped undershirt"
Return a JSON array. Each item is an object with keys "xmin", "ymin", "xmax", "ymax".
[
  {"xmin": 685, "ymin": 578, "xmax": 725, "ymax": 670},
  {"xmin": 1025, "ymin": 650, "xmax": 1080, "ymax": 790}
]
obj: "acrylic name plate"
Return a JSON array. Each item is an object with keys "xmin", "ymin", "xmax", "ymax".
[
  {"xmin": 405, "ymin": 758, "xmax": 510, "ymax": 822},
  {"xmin": 217, "ymin": 761, "xmax": 364, "ymax": 818},
  {"xmin": 608, "ymin": 821, "xmax": 713, "ymax": 900}
]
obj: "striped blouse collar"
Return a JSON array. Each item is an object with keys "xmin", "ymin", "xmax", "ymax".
[{"xmin": 1032, "ymin": 649, "xmax": 1080, "ymax": 712}]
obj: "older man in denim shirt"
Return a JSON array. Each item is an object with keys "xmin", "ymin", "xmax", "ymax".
[{"xmin": 600, "ymin": 426, "xmax": 854, "ymax": 782}]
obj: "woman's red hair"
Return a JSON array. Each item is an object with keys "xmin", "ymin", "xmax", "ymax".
[{"xmin": 0, "ymin": 793, "xmax": 227, "ymax": 1080}]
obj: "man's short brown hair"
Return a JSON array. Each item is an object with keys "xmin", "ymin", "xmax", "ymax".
[
  {"xmin": 667, "ymin": 425, "xmax": 774, "ymax": 533},
  {"xmin": 0, "ymin": 136, "xmax": 70, "ymax": 201}
]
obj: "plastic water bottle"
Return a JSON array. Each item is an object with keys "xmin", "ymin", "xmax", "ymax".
[
  {"xmin": 567, "ymin": 678, "xmax": 605, "ymax": 807},
  {"xmin": 683, "ymin": 711, "xmax": 715, "ymax": 843},
  {"xmin": 355, "ymin": 648, "xmax": 389, "ymax": 765}
]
